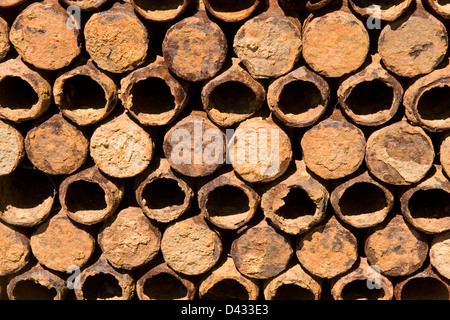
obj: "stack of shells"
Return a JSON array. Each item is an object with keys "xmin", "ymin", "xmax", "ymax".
[{"xmin": 0, "ymin": 0, "xmax": 450, "ymax": 300}]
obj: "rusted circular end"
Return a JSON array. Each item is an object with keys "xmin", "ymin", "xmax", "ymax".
[
  {"xmin": 7, "ymin": 263, "xmax": 67, "ymax": 300},
  {"xmin": 204, "ymin": 0, "xmax": 260, "ymax": 22},
  {"xmin": 131, "ymin": 0, "xmax": 191, "ymax": 22},
  {"xmin": 394, "ymin": 265, "xmax": 450, "ymax": 300},
  {"xmin": 231, "ymin": 219, "xmax": 293, "ymax": 279},
  {"xmin": 199, "ymin": 256, "xmax": 260, "ymax": 300},
  {"xmin": 424, "ymin": 0, "xmax": 450, "ymax": 18},
  {"xmin": 233, "ymin": 8, "xmax": 302, "ymax": 79},
  {"xmin": 84, "ymin": 3, "xmax": 149, "ymax": 73},
  {"xmin": 330, "ymin": 257, "xmax": 394, "ymax": 300},
  {"xmin": 338, "ymin": 55, "xmax": 403, "ymax": 127},
  {"xmin": 162, "ymin": 13, "xmax": 227, "ymax": 82},
  {"xmin": 25, "ymin": 113, "xmax": 89, "ymax": 175},
  {"xmin": 137, "ymin": 262, "xmax": 196, "ymax": 300},
  {"xmin": 0, "ymin": 167, "xmax": 55, "ymax": 227},
  {"xmin": 430, "ymin": 230, "xmax": 450, "ymax": 280},
  {"xmin": 365, "ymin": 214, "xmax": 428, "ymax": 277},
  {"xmin": 349, "ymin": 0, "xmax": 413, "ymax": 21},
  {"xmin": 161, "ymin": 216, "xmax": 223, "ymax": 276},
  {"xmin": 163, "ymin": 110, "xmax": 226, "ymax": 178},
  {"xmin": 267, "ymin": 66, "xmax": 329, "ymax": 128},
  {"xmin": 54, "ymin": 61, "xmax": 118, "ymax": 126},
  {"xmin": 331, "ymin": 170, "xmax": 394, "ymax": 228},
  {"xmin": 202, "ymin": 60, "xmax": 265, "ymax": 128},
  {"xmin": 0, "ymin": 119, "xmax": 24, "ymax": 175},
  {"xmin": 365, "ymin": 120, "xmax": 434, "ymax": 185},
  {"xmin": 0, "ymin": 16, "xmax": 9, "ymax": 61},
  {"xmin": 261, "ymin": 160, "xmax": 329, "ymax": 235},
  {"xmin": 303, "ymin": 10, "xmax": 369, "ymax": 78},
  {"xmin": 10, "ymin": 1, "xmax": 81, "ymax": 70},
  {"xmin": 263, "ymin": 263, "xmax": 322, "ymax": 300},
  {"xmin": 229, "ymin": 116, "xmax": 292, "ymax": 183},
  {"xmin": 0, "ymin": 0, "xmax": 27, "ymax": 7},
  {"xmin": 198, "ymin": 168, "xmax": 260, "ymax": 230},
  {"xmin": 60, "ymin": 0, "xmax": 109, "ymax": 11},
  {"xmin": 378, "ymin": 9, "xmax": 448, "ymax": 78},
  {"xmin": 400, "ymin": 165, "xmax": 450, "ymax": 234},
  {"xmin": 120, "ymin": 56, "xmax": 188, "ymax": 127},
  {"xmin": 98, "ymin": 207, "xmax": 161, "ymax": 270},
  {"xmin": 90, "ymin": 113, "xmax": 154, "ymax": 178},
  {"xmin": 0, "ymin": 219, "xmax": 29, "ymax": 276},
  {"xmin": 301, "ymin": 109, "xmax": 366, "ymax": 180},
  {"xmin": 75, "ymin": 255, "xmax": 135, "ymax": 300},
  {"xmin": 441, "ymin": 133, "xmax": 450, "ymax": 177},
  {"xmin": 31, "ymin": 212, "xmax": 96, "ymax": 272},
  {"xmin": 59, "ymin": 166, "xmax": 124, "ymax": 225},
  {"xmin": 0, "ymin": 58, "xmax": 51, "ymax": 122},
  {"xmin": 135, "ymin": 157, "xmax": 194, "ymax": 223},
  {"xmin": 296, "ymin": 215, "xmax": 358, "ymax": 279}
]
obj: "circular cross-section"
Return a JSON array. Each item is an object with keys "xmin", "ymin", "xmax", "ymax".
[
  {"xmin": 349, "ymin": 0, "xmax": 412, "ymax": 21},
  {"xmin": 204, "ymin": 0, "xmax": 260, "ymax": 22},
  {"xmin": 0, "ymin": 119, "xmax": 24, "ymax": 175},
  {"xmin": 131, "ymin": 0, "xmax": 191, "ymax": 22},
  {"xmin": 430, "ymin": 230, "xmax": 450, "ymax": 281},
  {"xmin": 0, "ymin": 220, "xmax": 30, "ymax": 276}
]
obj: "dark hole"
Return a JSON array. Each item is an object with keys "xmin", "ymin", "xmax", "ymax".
[
  {"xmin": 65, "ymin": 180, "xmax": 107, "ymax": 213},
  {"xmin": 437, "ymin": 0, "xmax": 450, "ymax": 5},
  {"xmin": 341, "ymin": 280, "xmax": 384, "ymax": 300},
  {"xmin": 0, "ymin": 76, "xmax": 38, "ymax": 111},
  {"xmin": 275, "ymin": 188, "xmax": 316, "ymax": 220},
  {"xmin": 82, "ymin": 273, "xmax": 122, "ymax": 300},
  {"xmin": 351, "ymin": 0, "xmax": 405, "ymax": 10},
  {"xmin": 0, "ymin": 169, "xmax": 54, "ymax": 210},
  {"xmin": 339, "ymin": 183, "xmax": 387, "ymax": 216},
  {"xmin": 142, "ymin": 178, "xmax": 185, "ymax": 210},
  {"xmin": 209, "ymin": 81, "xmax": 258, "ymax": 116},
  {"xmin": 202, "ymin": 279, "xmax": 249, "ymax": 300},
  {"xmin": 13, "ymin": 280, "xmax": 57, "ymax": 300},
  {"xmin": 346, "ymin": 80, "xmax": 393, "ymax": 116},
  {"xmin": 208, "ymin": 0, "xmax": 257, "ymax": 12},
  {"xmin": 61, "ymin": 75, "xmax": 106, "ymax": 112},
  {"xmin": 206, "ymin": 185, "xmax": 250, "ymax": 217},
  {"xmin": 133, "ymin": 0, "xmax": 184, "ymax": 11},
  {"xmin": 143, "ymin": 273, "xmax": 187, "ymax": 300},
  {"xmin": 408, "ymin": 189, "xmax": 450, "ymax": 220},
  {"xmin": 279, "ymin": 81, "xmax": 325, "ymax": 116},
  {"xmin": 130, "ymin": 77, "xmax": 175, "ymax": 116},
  {"xmin": 273, "ymin": 284, "xmax": 315, "ymax": 300},
  {"xmin": 401, "ymin": 278, "xmax": 449, "ymax": 300},
  {"xmin": 417, "ymin": 86, "xmax": 450, "ymax": 121}
]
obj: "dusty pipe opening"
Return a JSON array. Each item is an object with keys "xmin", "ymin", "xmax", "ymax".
[
  {"xmin": 416, "ymin": 86, "xmax": 450, "ymax": 124},
  {"xmin": 340, "ymin": 280, "xmax": 385, "ymax": 300},
  {"xmin": 65, "ymin": 180, "xmax": 107, "ymax": 213},
  {"xmin": 400, "ymin": 277, "xmax": 450, "ymax": 300},
  {"xmin": 275, "ymin": 188, "xmax": 316, "ymax": 220},
  {"xmin": 350, "ymin": 0, "xmax": 412, "ymax": 21},
  {"xmin": 11, "ymin": 280, "xmax": 57, "ymax": 300},
  {"xmin": 205, "ymin": 0, "xmax": 259, "ymax": 22},
  {"xmin": 130, "ymin": 78, "xmax": 175, "ymax": 117},
  {"xmin": 339, "ymin": 182, "xmax": 388, "ymax": 217},
  {"xmin": 132, "ymin": 0, "xmax": 189, "ymax": 21},
  {"xmin": 0, "ymin": 76, "xmax": 39, "ymax": 112},
  {"xmin": 408, "ymin": 189, "xmax": 450, "ymax": 221},
  {"xmin": 272, "ymin": 284, "xmax": 315, "ymax": 300},
  {"xmin": 134, "ymin": 0, "xmax": 185, "ymax": 11},
  {"xmin": 82, "ymin": 273, "xmax": 123, "ymax": 300},
  {"xmin": 201, "ymin": 279, "xmax": 250, "ymax": 300},
  {"xmin": 205, "ymin": 185, "xmax": 250, "ymax": 224},
  {"xmin": 208, "ymin": 82, "xmax": 258, "ymax": 118},
  {"xmin": 142, "ymin": 178, "xmax": 186, "ymax": 210},
  {"xmin": 142, "ymin": 273, "xmax": 188, "ymax": 300},
  {"xmin": 345, "ymin": 80, "xmax": 394, "ymax": 117}
]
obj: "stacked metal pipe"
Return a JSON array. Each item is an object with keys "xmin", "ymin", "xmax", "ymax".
[{"xmin": 0, "ymin": 0, "xmax": 450, "ymax": 300}]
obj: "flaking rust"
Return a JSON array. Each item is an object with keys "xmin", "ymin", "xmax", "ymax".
[
  {"xmin": 0, "ymin": 119, "xmax": 24, "ymax": 176},
  {"xmin": 430, "ymin": 230, "xmax": 450, "ymax": 281},
  {"xmin": 0, "ymin": 219, "xmax": 30, "ymax": 277},
  {"xmin": 131, "ymin": 0, "xmax": 192, "ymax": 22},
  {"xmin": 0, "ymin": 16, "xmax": 9, "ymax": 62},
  {"xmin": 424, "ymin": 0, "xmax": 450, "ymax": 19},
  {"xmin": 204, "ymin": 0, "xmax": 260, "ymax": 22},
  {"xmin": 349, "ymin": 0, "xmax": 412, "ymax": 21}
]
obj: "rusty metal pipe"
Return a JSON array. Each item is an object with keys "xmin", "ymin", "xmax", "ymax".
[
  {"xmin": 430, "ymin": 230, "xmax": 450, "ymax": 281},
  {"xmin": 0, "ymin": 16, "xmax": 9, "ymax": 61},
  {"xmin": 204, "ymin": 0, "xmax": 260, "ymax": 22},
  {"xmin": 349, "ymin": 0, "xmax": 412, "ymax": 21},
  {"xmin": 131, "ymin": 0, "xmax": 191, "ymax": 22},
  {"xmin": 0, "ymin": 118, "xmax": 24, "ymax": 176},
  {"xmin": 0, "ymin": 219, "xmax": 30, "ymax": 276}
]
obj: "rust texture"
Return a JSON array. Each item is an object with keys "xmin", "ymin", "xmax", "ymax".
[
  {"xmin": 231, "ymin": 219, "xmax": 293, "ymax": 279},
  {"xmin": 349, "ymin": 0, "xmax": 412, "ymax": 21},
  {"xmin": 9, "ymin": 0, "xmax": 81, "ymax": 70},
  {"xmin": 330, "ymin": 170, "xmax": 394, "ymax": 228},
  {"xmin": 430, "ymin": 230, "xmax": 450, "ymax": 281},
  {"xmin": 53, "ymin": 60, "xmax": 118, "ymax": 126},
  {"xmin": 441, "ymin": 132, "xmax": 450, "ymax": 177},
  {"xmin": 301, "ymin": 108, "xmax": 366, "ymax": 180},
  {"xmin": 0, "ymin": 0, "xmax": 27, "ymax": 7},
  {"xmin": 120, "ymin": 56, "xmax": 188, "ymax": 127},
  {"xmin": 161, "ymin": 215, "xmax": 223, "ymax": 276},
  {"xmin": 378, "ymin": 0, "xmax": 448, "ymax": 78},
  {"xmin": 84, "ymin": 1, "xmax": 149, "ymax": 73},
  {"xmin": 204, "ymin": 0, "xmax": 260, "ymax": 22},
  {"xmin": 0, "ymin": 219, "xmax": 30, "ymax": 276},
  {"xmin": 199, "ymin": 256, "xmax": 260, "ymax": 300},
  {"xmin": 0, "ymin": 119, "xmax": 24, "ymax": 176},
  {"xmin": 59, "ymin": 166, "xmax": 125, "ymax": 225},
  {"xmin": 261, "ymin": 160, "xmax": 329, "ymax": 235},
  {"xmin": 131, "ymin": 0, "xmax": 191, "ymax": 22},
  {"xmin": 365, "ymin": 119, "xmax": 434, "ymax": 185},
  {"xmin": 0, "ymin": 16, "xmax": 9, "ymax": 61},
  {"xmin": 424, "ymin": 0, "xmax": 450, "ymax": 19},
  {"xmin": 337, "ymin": 54, "xmax": 404, "ymax": 127},
  {"xmin": 162, "ymin": 1, "xmax": 227, "ymax": 82},
  {"xmin": 267, "ymin": 66, "xmax": 330, "ymax": 128},
  {"xmin": 136, "ymin": 261, "xmax": 197, "ymax": 300},
  {"xmin": 61, "ymin": 0, "xmax": 110, "ymax": 11},
  {"xmin": 25, "ymin": 113, "xmax": 89, "ymax": 175},
  {"xmin": 201, "ymin": 58, "xmax": 266, "ymax": 127},
  {"xmin": 0, "ymin": 58, "xmax": 51, "ymax": 122},
  {"xmin": 233, "ymin": 0, "xmax": 302, "ymax": 79}
]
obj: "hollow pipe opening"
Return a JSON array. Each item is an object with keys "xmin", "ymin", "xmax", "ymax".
[
  {"xmin": 408, "ymin": 189, "xmax": 450, "ymax": 221},
  {"xmin": 205, "ymin": 185, "xmax": 250, "ymax": 222},
  {"xmin": 208, "ymin": 81, "xmax": 258, "ymax": 117},
  {"xmin": 12, "ymin": 280, "xmax": 57, "ymax": 300},
  {"xmin": 133, "ymin": 0, "xmax": 185, "ymax": 12},
  {"xmin": 202, "ymin": 279, "xmax": 249, "ymax": 300},
  {"xmin": 272, "ymin": 284, "xmax": 315, "ymax": 300},
  {"xmin": 278, "ymin": 81, "xmax": 325, "ymax": 118},
  {"xmin": 275, "ymin": 187, "xmax": 316, "ymax": 220},
  {"xmin": 142, "ymin": 273, "xmax": 187, "ymax": 300},
  {"xmin": 339, "ymin": 182, "xmax": 388, "ymax": 216},
  {"xmin": 345, "ymin": 80, "xmax": 393, "ymax": 116},
  {"xmin": 82, "ymin": 273, "xmax": 123, "ymax": 300},
  {"xmin": 142, "ymin": 178, "xmax": 185, "ymax": 210},
  {"xmin": 207, "ymin": 0, "xmax": 257, "ymax": 13},
  {"xmin": 0, "ymin": 76, "xmax": 38, "ymax": 112},
  {"xmin": 351, "ymin": 0, "xmax": 406, "ymax": 10},
  {"xmin": 401, "ymin": 278, "xmax": 449, "ymax": 300},
  {"xmin": 416, "ymin": 86, "xmax": 450, "ymax": 123},
  {"xmin": 130, "ymin": 77, "xmax": 175, "ymax": 116},
  {"xmin": 341, "ymin": 279, "xmax": 385, "ymax": 300},
  {"xmin": 65, "ymin": 180, "xmax": 107, "ymax": 213}
]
